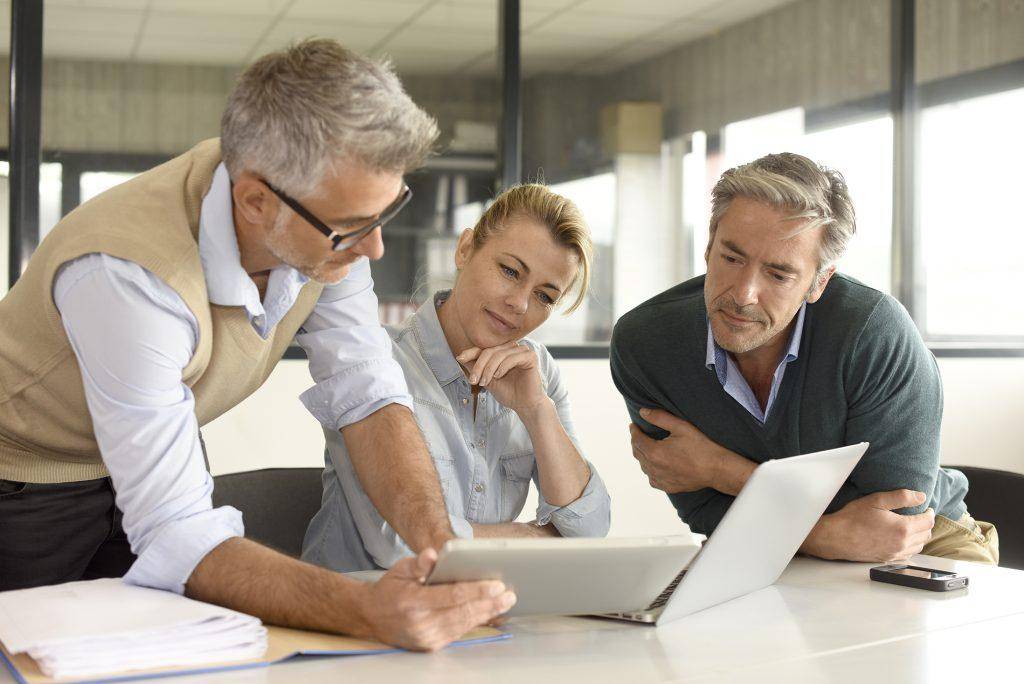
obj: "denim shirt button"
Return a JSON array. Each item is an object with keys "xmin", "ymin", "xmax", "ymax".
[
  {"xmin": 474, "ymin": 483, "xmax": 485, "ymax": 493},
  {"xmin": 462, "ymin": 398, "xmax": 469, "ymax": 405}
]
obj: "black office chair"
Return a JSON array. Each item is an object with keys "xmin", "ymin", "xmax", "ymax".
[
  {"xmin": 212, "ymin": 468, "xmax": 324, "ymax": 558},
  {"xmin": 948, "ymin": 465, "xmax": 1024, "ymax": 570}
]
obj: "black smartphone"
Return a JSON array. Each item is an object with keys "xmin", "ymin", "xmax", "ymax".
[{"xmin": 870, "ymin": 564, "xmax": 969, "ymax": 592}]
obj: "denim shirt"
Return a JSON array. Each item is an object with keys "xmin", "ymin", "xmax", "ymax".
[{"xmin": 302, "ymin": 291, "xmax": 612, "ymax": 572}]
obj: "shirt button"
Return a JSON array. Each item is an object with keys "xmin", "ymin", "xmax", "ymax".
[
  {"xmin": 478, "ymin": 440, "xmax": 486, "ymax": 448},
  {"xmin": 462, "ymin": 398, "xmax": 469, "ymax": 405},
  {"xmin": 474, "ymin": 483, "xmax": 485, "ymax": 493}
]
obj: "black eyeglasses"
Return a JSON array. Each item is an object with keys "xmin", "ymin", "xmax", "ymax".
[{"xmin": 264, "ymin": 181, "xmax": 412, "ymax": 252}]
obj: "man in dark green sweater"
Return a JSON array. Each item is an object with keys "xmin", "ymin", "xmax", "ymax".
[{"xmin": 611, "ymin": 152, "xmax": 998, "ymax": 564}]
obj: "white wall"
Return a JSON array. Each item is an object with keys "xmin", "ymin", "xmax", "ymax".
[{"xmin": 203, "ymin": 356, "xmax": 1024, "ymax": 539}]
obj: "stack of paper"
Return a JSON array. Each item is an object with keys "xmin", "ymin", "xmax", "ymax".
[{"xmin": 0, "ymin": 579, "xmax": 266, "ymax": 679}]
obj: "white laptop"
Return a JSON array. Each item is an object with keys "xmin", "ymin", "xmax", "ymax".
[{"xmin": 604, "ymin": 442, "xmax": 868, "ymax": 625}]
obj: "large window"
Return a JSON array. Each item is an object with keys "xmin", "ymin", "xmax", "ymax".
[
  {"xmin": 0, "ymin": 161, "xmax": 63, "ymax": 291},
  {"xmin": 530, "ymin": 172, "xmax": 616, "ymax": 346},
  {"xmin": 919, "ymin": 86, "xmax": 1024, "ymax": 339},
  {"xmin": 684, "ymin": 107, "xmax": 894, "ymax": 295}
]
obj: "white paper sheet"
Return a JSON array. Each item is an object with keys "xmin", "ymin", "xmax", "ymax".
[{"xmin": 0, "ymin": 579, "xmax": 266, "ymax": 678}]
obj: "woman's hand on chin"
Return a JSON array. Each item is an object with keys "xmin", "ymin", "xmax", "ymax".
[{"xmin": 456, "ymin": 342, "xmax": 547, "ymax": 415}]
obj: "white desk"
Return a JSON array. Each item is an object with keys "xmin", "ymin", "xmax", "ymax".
[{"xmin": 5, "ymin": 555, "xmax": 1022, "ymax": 683}]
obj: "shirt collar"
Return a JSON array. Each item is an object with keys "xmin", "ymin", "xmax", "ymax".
[
  {"xmin": 705, "ymin": 301, "xmax": 807, "ymax": 372},
  {"xmin": 198, "ymin": 163, "xmax": 309, "ymax": 318},
  {"xmin": 412, "ymin": 290, "xmax": 465, "ymax": 386}
]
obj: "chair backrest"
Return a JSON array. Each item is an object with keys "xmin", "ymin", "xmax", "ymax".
[
  {"xmin": 212, "ymin": 468, "xmax": 324, "ymax": 558},
  {"xmin": 950, "ymin": 465, "xmax": 1024, "ymax": 570}
]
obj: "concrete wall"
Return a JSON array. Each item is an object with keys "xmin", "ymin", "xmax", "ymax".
[
  {"xmin": 0, "ymin": 58, "xmax": 498, "ymax": 153},
  {"xmin": 521, "ymin": 0, "xmax": 1024, "ymax": 180},
  {"xmin": 522, "ymin": 73, "xmax": 611, "ymax": 182},
  {"xmin": 917, "ymin": 0, "xmax": 1024, "ymax": 83}
]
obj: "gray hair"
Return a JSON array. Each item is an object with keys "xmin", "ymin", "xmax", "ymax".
[
  {"xmin": 221, "ymin": 38, "xmax": 439, "ymax": 197},
  {"xmin": 709, "ymin": 152, "xmax": 856, "ymax": 276}
]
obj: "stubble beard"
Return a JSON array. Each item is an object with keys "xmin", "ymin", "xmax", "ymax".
[
  {"xmin": 264, "ymin": 212, "xmax": 348, "ymax": 285},
  {"xmin": 707, "ymin": 294, "xmax": 775, "ymax": 355}
]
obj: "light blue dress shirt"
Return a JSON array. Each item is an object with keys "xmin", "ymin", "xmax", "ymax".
[
  {"xmin": 53, "ymin": 163, "xmax": 412, "ymax": 594},
  {"xmin": 302, "ymin": 291, "xmax": 612, "ymax": 572},
  {"xmin": 704, "ymin": 303, "xmax": 806, "ymax": 423}
]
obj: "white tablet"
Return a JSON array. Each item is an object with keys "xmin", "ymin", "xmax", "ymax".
[{"xmin": 425, "ymin": 535, "xmax": 701, "ymax": 617}]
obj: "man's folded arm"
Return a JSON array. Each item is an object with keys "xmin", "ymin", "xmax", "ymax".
[
  {"xmin": 839, "ymin": 296, "xmax": 943, "ymax": 514},
  {"xmin": 610, "ymin": 327, "xmax": 734, "ymax": 535}
]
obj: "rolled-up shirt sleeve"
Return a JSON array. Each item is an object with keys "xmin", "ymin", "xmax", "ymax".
[
  {"xmin": 531, "ymin": 343, "xmax": 612, "ymax": 537},
  {"xmin": 534, "ymin": 460, "xmax": 611, "ymax": 536},
  {"xmin": 54, "ymin": 254, "xmax": 243, "ymax": 595},
  {"xmin": 296, "ymin": 257, "xmax": 413, "ymax": 431}
]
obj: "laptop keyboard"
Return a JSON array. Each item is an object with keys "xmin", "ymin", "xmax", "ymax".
[{"xmin": 645, "ymin": 568, "xmax": 688, "ymax": 610}]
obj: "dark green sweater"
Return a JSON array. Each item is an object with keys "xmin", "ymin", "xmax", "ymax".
[{"xmin": 610, "ymin": 274, "xmax": 968, "ymax": 535}]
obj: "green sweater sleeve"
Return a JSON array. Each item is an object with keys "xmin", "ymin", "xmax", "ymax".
[
  {"xmin": 839, "ymin": 295, "xmax": 943, "ymax": 515},
  {"xmin": 610, "ymin": 318, "xmax": 736, "ymax": 535}
]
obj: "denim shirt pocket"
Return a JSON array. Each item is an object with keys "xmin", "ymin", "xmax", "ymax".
[
  {"xmin": 430, "ymin": 456, "xmax": 456, "ymax": 497},
  {"xmin": 412, "ymin": 398, "xmax": 459, "ymax": 500},
  {"xmin": 499, "ymin": 451, "xmax": 535, "ymax": 520}
]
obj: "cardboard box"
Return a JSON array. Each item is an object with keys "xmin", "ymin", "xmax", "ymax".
[{"xmin": 600, "ymin": 102, "xmax": 663, "ymax": 156}]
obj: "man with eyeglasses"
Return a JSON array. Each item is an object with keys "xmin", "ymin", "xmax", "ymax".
[{"xmin": 0, "ymin": 40, "xmax": 515, "ymax": 652}]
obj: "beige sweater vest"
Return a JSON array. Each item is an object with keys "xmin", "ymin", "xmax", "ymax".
[{"xmin": 0, "ymin": 138, "xmax": 324, "ymax": 483}]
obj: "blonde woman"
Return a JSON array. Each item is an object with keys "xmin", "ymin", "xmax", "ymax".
[{"xmin": 303, "ymin": 184, "xmax": 611, "ymax": 571}]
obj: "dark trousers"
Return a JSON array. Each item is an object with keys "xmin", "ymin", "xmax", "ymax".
[{"xmin": 0, "ymin": 477, "xmax": 136, "ymax": 591}]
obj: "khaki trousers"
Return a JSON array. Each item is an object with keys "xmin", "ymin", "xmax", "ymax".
[{"xmin": 921, "ymin": 512, "xmax": 999, "ymax": 565}]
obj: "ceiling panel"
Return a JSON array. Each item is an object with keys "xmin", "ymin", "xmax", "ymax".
[
  {"xmin": 147, "ymin": 0, "xmax": 287, "ymax": 17},
  {"xmin": 383, "ymin": 27, "xmax": 497, "ymax": 53},
  {"xmin": 579, "ymin": 0, "xmax": 721, "ymax": 19},
  {"xmin": 642, "ymin": 19, "xmax": 719, "ymax": 47},
  {"xmin": 531, "ymin": 12, "xmax": 665, "ymax": 40},
  {"xmin": 261, "ymin": 19, "xmax": 393, "ymax": 52},
  {"xmin": 522, "ymin": 0, "xmax": 582, "ymax": 29},
  {"xmin": 142, "ymin": 13, "xmax": 270, "ymax": 42},
  {"xmin": 692, "ymin": 0, "xmax": 791, "ymax": 28},
  {"xmin": 414, "ymin": 1, "xmax": 497, "ymax": 30},
  {"xmin": 134, "ymin": 37, "xmax": 254, "ymax": 64},
  {"xmin": 44, "ymin": 5, "xmax": 145, "ymax": 35},
  {"xmin": 44, "ymin": 30, "xmax": 135, "ymax": 60},
  {"xmin": 287, "ymin": 0, "xmax": 424, "ymax": 23},
  {"xmin": 45, "ymin": 0, "xmax": 148, "ymax": 10},
  {"xmin": 27, "ymin": 0, "xmax": 799, "ymax": 75}
]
